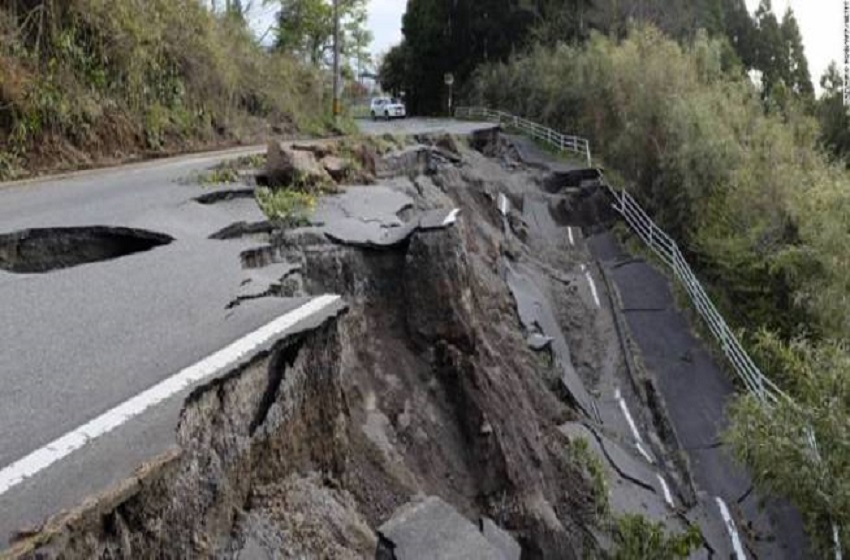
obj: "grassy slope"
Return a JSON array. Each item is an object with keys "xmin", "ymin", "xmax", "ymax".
[{"xmin": 0, "ymin": 0, "xmax": 334, "ymax": 179}]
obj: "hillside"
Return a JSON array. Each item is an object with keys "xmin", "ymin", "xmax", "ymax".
[
  {"xmin": 0, "ymin": 0, "xmax": 331, "ymax": 179},
  {"xmin": 472, "ymin": 27, "xmax": 850, "ymax": 555}
]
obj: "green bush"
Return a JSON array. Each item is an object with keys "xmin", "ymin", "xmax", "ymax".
[
  {"xmin": 612, "ymin": 514, "xmax": 702, "ymax": 560},
  {"xmin": 567, "ymin": 437, "xmax": 609, "ymax": 521},
  {"xmin": 256, "ymin": 187, "xmax": 316, "ymax": 227},
  {"xmin": 725, "ymin": 332, "xmax": 850, "ymax": 555}
]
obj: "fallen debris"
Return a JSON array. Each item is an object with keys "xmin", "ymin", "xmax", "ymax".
[
  {"xmin": 265, "ymin": 141, "xmax": 333, "ymax": 190},
  {"xmin": 377, "ymin": 496, "xmax": 518, "ymax": 560}
]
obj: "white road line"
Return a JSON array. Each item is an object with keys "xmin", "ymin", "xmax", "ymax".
[
  {"xmin": 656, "ymin": 474, "xmax": 674, "ymax": 507},
  {"xmin": 615, "ymin": 388, "xmax": 642, "ymax": 442},
  {"xmin": 635, "ymin": 442, "xmax": 655, "ymax": 465},
  {"xmin": 497, "ymin": 194, "xmax": 510, "ymax": 216},
  {"xmin": 585, "ymin": 271, "xmax": 601, "ymax": 308},
  {"xmin": 442, "ymin": 208, "xmax": 461, "ymax": 226},
  {"xmin": 615, "ymin": 387, "xmax": 654, "ymax": 464},
  {"xmin": 716, "ymin": 497, "xmax": 747, "ymax": 559},
  {"xmin": 0, "ymin": 295, "xmax": 342, "ymax": 498},
  {"xmin": 568, "ymin": 226, "xmax": 575, "ymax": 246}
]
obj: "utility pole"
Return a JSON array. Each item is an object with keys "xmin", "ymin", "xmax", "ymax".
[{"xmin": 332, "ymin": 0, "xmax": 341, "ymax": 122}]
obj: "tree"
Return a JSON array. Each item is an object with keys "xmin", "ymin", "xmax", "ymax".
[
  {"xmin": 209, "ymin": 0, "xmax": 257, "ymax": 21},
  {"xmin": 721, "ymin": 0, "xmax": 756, "ymax": 68},
  {"xmin": 271, "ymin": 0, "xmax": 332, "ymax": 64},
  {"xmin": 753, "ymin": 0, "xmax": 785, "ymax": 98},
  {"xmin": 399, "ymin": 0, "xmax": 538, "ymax": 115},
  {"xmin": 269, "ymin": 0, "xmax": 368, "ymax": 67},
  {"xmin": 816, "ymin": 63, "xmax": 850, "ymax": 166},
  {"xmin": 780, "ymin": 8, "xmax": 813, "ymax": 101},
  {"xmin": 379, "ymin": 43, "xmax": 409, "ymax": 97},
  {"xmin": 725, "ymin": 333, "xmax": 850, "ymax": 556},
  {"xmin": 344, "ymin": 1, "xmax": 372, "ymax": 79},
  {"xmin": 398, "ymin": 0, "xmax": 450, "ymax": 114},
  {"xmin": 526, "ymin": 0, "xmax": 595, "ymax": 46}
]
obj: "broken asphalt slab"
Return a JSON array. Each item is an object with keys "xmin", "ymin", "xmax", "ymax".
[
  {"xmin": 522, "ymin": 194, "xmax": 562, "ymax": 239},
  {"xmin": 480, "ymin": 518, "xmax": 522, "ymax": 560},
  {"xmin": 312, "ymin": 185, "xmax": 460, "ymax": 249},
  {"xmin": 378, "ymin": 496, "xmax": 519, "ymax": 560},
  {"xmin": 503, "ymin": 260, "xmax": 596, "ymax": 419},
  {"xmin": 559, "ymin": 422, "xmax": 670, "ymax": 514}
]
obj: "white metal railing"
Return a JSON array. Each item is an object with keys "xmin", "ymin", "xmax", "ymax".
[
  {"xmin": 608, "ymin": 186, "xmax": 788, "ymax": 405},
  {"xmin": 457, "ymin": 107, "xmax": 841, "ymax": 558},
  {"xmin": 455, "ymin": 106, "xmax": 592, "ymax": 167}
]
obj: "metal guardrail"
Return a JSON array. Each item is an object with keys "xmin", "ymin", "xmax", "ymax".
[
  {"xmin": 608, "ymin": 187, "xmax": 788, "ymax": 405},
  {"xmin": 456, "ymin": 107, "xmax": 840, "ymax": 559},
  {"xmin": 455, "ymin": 106, "xmax": 592, "ymax": 167}
]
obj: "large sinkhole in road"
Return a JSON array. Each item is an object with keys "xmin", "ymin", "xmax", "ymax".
[{"xmin": 0, "ymin": 226, "xmax": 174, "ymax": 273}]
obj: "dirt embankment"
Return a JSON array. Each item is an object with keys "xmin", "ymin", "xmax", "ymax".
[
  {"xmin": 7, "ymin": 132, "xmax": 664, "ymax": 559},
  {"xmin": 0, "ymin": 1, "xmax": 330, "ymax": 181}
]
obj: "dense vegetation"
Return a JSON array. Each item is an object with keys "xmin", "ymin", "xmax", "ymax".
[
  {"xmin": 0, "ymin": 0, "xmax": 332, "ymax": 179},
  {"xmin": 381, "ymin": 0, "xmax": 812, "ymax": 116},
  {"xmin": 470, "ymin": 26, "xmax": 849, "ymax": 556}
]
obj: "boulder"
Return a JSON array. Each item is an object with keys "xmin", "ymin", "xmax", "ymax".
[
  {"xmin": 321, "ymin": 155, "xmax": 350, "ymax": 182},
  {"xmin": 352, "ymin": 144, "xmax": 378, "ymax": 182},
  {"xmin": 266, "ymin": 141, "xmax": 332, "ymax": 190},
  {"xmin": 435, "ymin": 134, "xmax": 461, "ymax": 158},
  {"xmin": 291, "ymin": 142, "xmax": 335, "ymax": 158}
]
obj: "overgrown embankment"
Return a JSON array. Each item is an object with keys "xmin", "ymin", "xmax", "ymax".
[
  {"xmin": 0, "ymin": 0, "xmax": 332, "ymax": 179},
  {"xmin": 472, "ymin": 27, "xmax": 850, "ymax": 555}
]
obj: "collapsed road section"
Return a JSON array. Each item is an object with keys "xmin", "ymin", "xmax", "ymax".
[
  {"xmin": 0, "ymin": 227, "xmax": 173, "ymax": 274},
  {"xmin": 2, "ymin": 127, "xmax": 801, "ymax": 558}
]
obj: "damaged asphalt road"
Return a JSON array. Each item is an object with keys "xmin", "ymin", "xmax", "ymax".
[
  {"xmin": 0, "ymin": 120, "xmax": 494, "ymax": 550},
  {"xmin": 0, "ymin": 152, "xmax": 339, "ymax": 548},
  {"xmin": 0, "ymin": 118, "xmax": 807, "ymax": 558}
]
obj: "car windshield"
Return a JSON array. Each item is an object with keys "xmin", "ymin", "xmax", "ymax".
[{"xmin": 391, "ymin": 98, "xmax": 401, "ymax": 104}]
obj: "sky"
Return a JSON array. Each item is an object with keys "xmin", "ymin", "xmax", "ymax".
[
  {"xmin": 745, "ymin": 0, "xmax": 843, "ymax": 93},
  {"xmin": 366, "ymin": 0, "xmax": 405, "ymax": 58}
]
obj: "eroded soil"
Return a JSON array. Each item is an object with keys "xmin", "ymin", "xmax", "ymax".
[{"xmin": 6, "ymin": 131, "xmax": 717, "ymax": 559}]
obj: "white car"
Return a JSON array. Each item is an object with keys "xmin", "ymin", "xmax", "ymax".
[{"xmin": 370, "ymin": 97, "xmax": 407, "ymax": 120}]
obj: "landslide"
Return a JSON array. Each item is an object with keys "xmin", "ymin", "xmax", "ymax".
[
  {"xmin": 0, "ymin": 0, "xmax": 330, "ymax": 180},
  {"xmin": 6, "ymin": 134, "xmax": 613, "ymax": 559}
]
